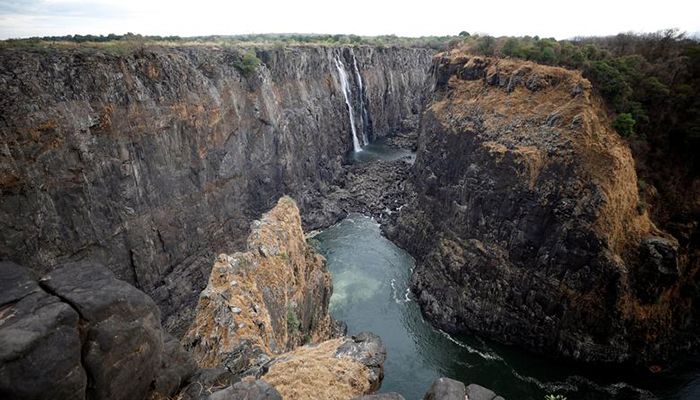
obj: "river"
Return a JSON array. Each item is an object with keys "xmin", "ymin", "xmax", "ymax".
[{"xmin": 309, "ymin": 214, "xmax": 700, "ymax": 400}]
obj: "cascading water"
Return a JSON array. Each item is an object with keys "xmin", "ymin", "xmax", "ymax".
[
  {"xmin": 351, "ymin": 51, "xmax": 370, "ymax": 146},
  {"xmin": 334, "ymin": 55, "xmax": 363, "ymax": 153}
]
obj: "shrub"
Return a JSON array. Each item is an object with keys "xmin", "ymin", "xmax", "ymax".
[
  {"xmin": 233, "ymin": 50, "xmax": 261, "ymax": 77},
  {"xmin": 613, "ymin": 113, "xmax": 636, "ymax": 137},
  {"xmin": 476, "ymin": 36, "xmax": 496, "ymax": 56},
  {"xmin": 287, "ymin": 306, "xmax": 301, "ymax": 334},
  {"xmin": 501, "ymin": 38, "xmax": 523, "ymax": 58}
]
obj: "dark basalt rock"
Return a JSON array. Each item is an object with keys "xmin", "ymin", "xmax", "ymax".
[
  {"xmin": 353, "ymin": 393, "xmax": 406, "ymax": 400},
  {"xmin": 0, "ymin": 45, "xmax": 432, "ymax": 335},
  {"xmin": 422, "ymin": 377, "xmax": 465, "ymax": 400},
  {"xmin": 0, "ymin": 261, "xmax": 195, "ymax": 400},
  {"xmin": 0, "ymin": 261, "xmax": 86, "ymax": 400},
  {"xmin": 40, "ymin": 262, "xmax": 166, "ymax": 400},
  {"xmin": 632, "ymin": 236, "xmax": 680, "ymax": 303},
  {"xmin": 206, "ymin": 380, "xmax": 282, "ymax": 400},
  {"xmin": 335, "ymin": 332, "xmax": 387, "ymax": 392},
  {"xmin": 466, "ymin": 383, "xmax": 505, "ymax": 400},
  {"xmin": 388, "ymin": 54, "xmax": 698, "ymax": 364}
]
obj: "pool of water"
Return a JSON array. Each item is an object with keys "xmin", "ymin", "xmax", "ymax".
[
  {"xmin": 351, "ymin": 137, "xmax": 415, "ymax": 164},
  {"xmin": 309, "ymin": 214, "xmax": 700, "ymax": 400}
]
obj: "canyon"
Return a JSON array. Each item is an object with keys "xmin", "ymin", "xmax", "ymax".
[
  {"xmin": 1, "ymin": 42, "xmax": 698, "ymax": 399},
  {"xmin": 0, "ymin": 45, "xmax": 431, "ymax": 335}
]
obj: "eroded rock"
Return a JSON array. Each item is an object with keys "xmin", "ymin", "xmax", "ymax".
[
  {"xmin": 388, "ymin": 53, "xmax": 697, "ymax": 363},
  {"xmin": 184, "ymin": 196, "xmax": 334, "ymax": 371}
]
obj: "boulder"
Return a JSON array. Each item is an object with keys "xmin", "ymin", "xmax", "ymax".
[
  {"xmin": 335, "ymin": 332, "xmax": 387, "ymax": 392},
  {"xmin": 40, "ymin": 262, "xmax": 166, "ymax": 400},
  {"xmin": 207, "ymin": 380, "xmax": 282, "ymax": 400},
  {"xmin": 423, "ymin": 377, "xmax": 465, "ymax": 400},
  {"xmin": 466, "ymin": 383, "xmax": 505, "ymax": 400},
  {"xmin": 1, "ymin": 261, "xmax": 195, "ymax": 400},
  {"xmin": 0, "ymin": 261, "xmax": 86, "ymax": 400}
]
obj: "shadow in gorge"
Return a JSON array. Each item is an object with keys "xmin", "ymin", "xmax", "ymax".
[
  {"xmin": 351, "ymin": 137, "xmax": 416, "ymax": 164},
  {"xmin": 309, "ymin": 214, "xmax": 700, "ymax": 400}
]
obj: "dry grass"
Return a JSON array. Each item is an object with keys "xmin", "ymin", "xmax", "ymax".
[
  {"xmin": 263, "ymin": 339, "xmax": 371, "ymax": 400},
  {"xmin": 430, "ymin": 53, "xmax": 653, "ymax": 255}
]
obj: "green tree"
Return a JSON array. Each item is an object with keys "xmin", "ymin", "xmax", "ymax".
[
  {"xmin": 233, "ymin": 51, "xmax": 261, "ymax": 77},
  {"xmin": 613, "ymin": 113, "xmax": 636, "ymax": 137},
  {"xmin": 501, "ymin": 38, "xmax": 522, "ymax": 58},
  {"xmin": 477, "ymin": 36, "xmax": 496, "ymax": 56}
]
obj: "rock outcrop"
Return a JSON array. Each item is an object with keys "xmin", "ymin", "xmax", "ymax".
[
  {"xmin": 262, "ymin": 333, "xmax": 386, "ymax": 400},
  {"xmin": 0, "ymin": 45, "xmax": 432, "ymax": 334},
  {"xmin": 184, "ymin": 196, "xmax": 333, "ymax": 370},
  {"xmin": 183, "ymin": 197, "xmax": 387, "ymax": 399},
  {"xmin": 388, "ymin": 53, "xmax": 699, "ymax": 363},
  {"xmin": 0, "ymin": 261, "xmax": 195, "ymax": 400}
]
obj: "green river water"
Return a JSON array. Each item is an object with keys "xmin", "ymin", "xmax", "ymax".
[{"xmin": 309, "ymin": 214, "xmax": 700, "ymax": 400}]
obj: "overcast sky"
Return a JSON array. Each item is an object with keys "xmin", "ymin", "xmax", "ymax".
[{"xmin": 1, "ymin": 0, "xmax": 699, "ymax": 40}]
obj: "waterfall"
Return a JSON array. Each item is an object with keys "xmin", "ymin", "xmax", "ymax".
[
  {"xmin": 334, "ymin": 55, "xmax": 363, "ymax": 153},
  {"xmin": 351, "ymin": 52, "xmax": 369, "ymax": 146}
]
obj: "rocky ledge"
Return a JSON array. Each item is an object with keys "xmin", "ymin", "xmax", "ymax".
[
  {"xmin": 0, "ymin": 261, "xmax": 195, "ymax": 400},
  {"xmin": 387, "ymin": 52, "xmax": 699, "ymax": 364}
]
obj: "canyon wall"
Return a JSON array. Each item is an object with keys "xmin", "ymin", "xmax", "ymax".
[
  {"xmin": 388, "ymin": 53, "xmax": 699, "ymax": 363},
  {"xmin": 0, "ymin": 45, "xmax": 433, "ymax": 333}
]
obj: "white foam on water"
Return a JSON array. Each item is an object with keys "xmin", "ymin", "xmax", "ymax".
[{"xmin": 437, "ymin": 329, "xmax": 503, "ymax": 361}]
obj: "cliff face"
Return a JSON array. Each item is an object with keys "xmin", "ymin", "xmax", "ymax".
[
  {"xmin": 388, "ymin": 53, "xmax": 698, "ymax": 363},
  {"xmin": 0, "ymin": 45, "xmax": 432, "ymax": 333},
  {"xmin": 184, "ymin": 197, "xmax": 386, "ymax": 400},
  {"xmin": 184, "ymin": 196, "xmax": 333, "ymax": 369}
]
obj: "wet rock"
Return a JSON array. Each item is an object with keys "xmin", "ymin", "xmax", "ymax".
[
  {"xmin": 0, "ymin": 262, "xmax": 86, "ymax": 400},
  {"xmin": 423, "ymin": 377, "xmax": 465, "ymax": 400}
]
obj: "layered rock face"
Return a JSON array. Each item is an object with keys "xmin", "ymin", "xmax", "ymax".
[
  {"xmin": 388, "ymin": 53, "xmax": 698, "ymax": 363},
  {"xmin": 0, "ymin": 45, "xmax": 432, "ymax": 333},
  {"xmin": 0, "ymin": 261, "xmax": 195, "ymax": 400}
]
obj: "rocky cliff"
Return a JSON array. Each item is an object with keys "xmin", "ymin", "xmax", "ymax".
[
  {"xmin": 184, "ymin": 196, "xmax": 387, "ymax": 400},
  {"xmin": 184, "ymin": 196, "xmax": 334, "ymax": 369},
  {"xmin": 387, "ymin": 52, "xmax": 699, "ymax": 364},
  {"xmin": 0, "ymin": 44, "xmax": 432, "ymax": 333}
]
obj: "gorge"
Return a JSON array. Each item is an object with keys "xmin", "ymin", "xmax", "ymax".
[{"xmin": 1, "ymin": 40, "xmax": 698, "ymax": 400}]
